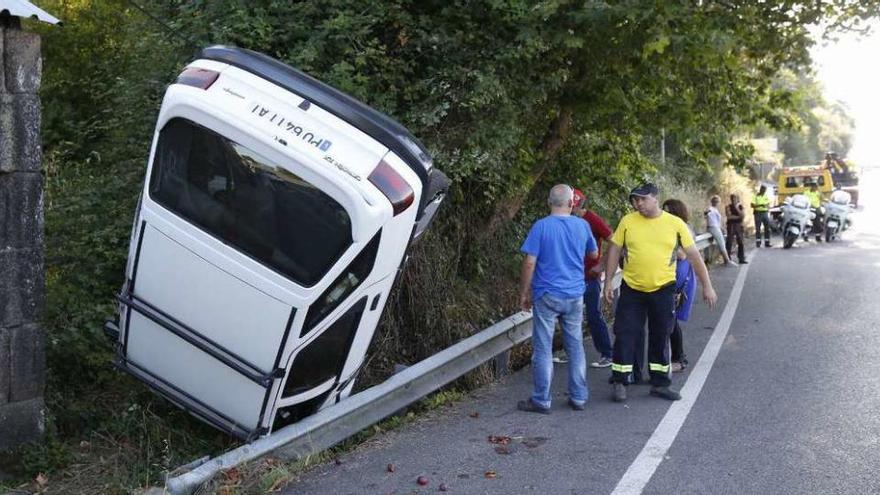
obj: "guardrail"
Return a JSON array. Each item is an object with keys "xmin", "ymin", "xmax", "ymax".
[{"xmin": 162, "ymin": 233, "xmax": 713, "ymax": 494}]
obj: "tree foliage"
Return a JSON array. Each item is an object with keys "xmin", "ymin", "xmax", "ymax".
[{"xmin": 765, "ymin": 69, "xmax": 856, "ymax": 165}]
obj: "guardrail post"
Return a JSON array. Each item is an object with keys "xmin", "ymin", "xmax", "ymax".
[{"xmin": 493, "ymin": 350, "xmax": 510, "ymax": 377}]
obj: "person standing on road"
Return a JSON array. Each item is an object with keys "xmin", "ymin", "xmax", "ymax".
[
  {"xmin": 603, "ymin": 183, "xmax": 717, "ymax": 403},
  {"xmin": 751, "ymin": 185, "xmax": 772, "ymax": 248},
  {"xmin": 518, "ymin": 184, "xmax": 599, "ymax": 413},
  {"xmin": 571, "ymin": 189, "xmax": 614, "ymax": 369},
  {"xmin": 661, "ymin": 199, "xmax": 698, "ymax": 373},
  {"xmin": 725, "ymin": 194, "xmax": 748, "ymax": 264},
  {"xmin": 803, "ymin": 182, "xmax": 824, "ymax": 242},
  {"xmin": 705, "ymin": 195, "xmax": 734, "ymax": 265}
]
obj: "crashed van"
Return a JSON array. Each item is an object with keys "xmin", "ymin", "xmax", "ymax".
[{"xmin": 104, "ymin": 46, "xmax": 448, "ymax": 440}]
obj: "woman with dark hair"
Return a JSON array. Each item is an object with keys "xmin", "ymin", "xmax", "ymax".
[{"xmin": 662, "ymin": 199, "xmax": 697, "ymax": 372}]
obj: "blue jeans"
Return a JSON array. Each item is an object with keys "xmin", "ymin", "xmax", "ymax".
[
  {"xmin": 584, "ymin": 278, "xmax": 612, "ymax": 359},
  {"xmin": 531, "ymin": 293, "xmax": 588, "ymax": 408}
]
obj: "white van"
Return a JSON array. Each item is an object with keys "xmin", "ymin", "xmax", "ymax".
[{"xmin": 104, "ymin": 46, "xmax": 449, "ymax": 440}]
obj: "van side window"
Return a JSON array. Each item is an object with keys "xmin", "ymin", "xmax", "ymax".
[
  {"xmin": 283, "ymin": 297, "xmax": 368, "ymax": 398},
  {"xmin": 302, "ymin": 231, "xmax": 381, "ymax": 336},
  {"xmin": 149, "ymin": 118, "xmax": 352, "ymax": 286}
]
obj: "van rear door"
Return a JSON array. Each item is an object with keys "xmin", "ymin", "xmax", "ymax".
[{"xmin": 118, "ymin": 115, "xmax": 378, "ymax": 439}]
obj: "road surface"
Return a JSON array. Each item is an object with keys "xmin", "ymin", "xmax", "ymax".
[{"xmin": 283, "ymin": 169, "xmax": 880, "ymax": 494}]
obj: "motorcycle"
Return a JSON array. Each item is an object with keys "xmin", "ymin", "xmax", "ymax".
[
  {"xmin": 781, "ymin": 194, "xmax": 815, "ymax": 249},
  {"xmin": 824, "ymin": 190, "xmax": 853, "ymax": 242}
]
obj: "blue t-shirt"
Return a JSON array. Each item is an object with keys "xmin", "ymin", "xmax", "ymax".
[{"xmin": 521, "ymin": 215, "xmax": 597, "ymax": 300}]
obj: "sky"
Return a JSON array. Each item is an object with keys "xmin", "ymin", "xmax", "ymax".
[{"xmin": 811, "ymin": 21, "xmax": 880, "ymax": 168}]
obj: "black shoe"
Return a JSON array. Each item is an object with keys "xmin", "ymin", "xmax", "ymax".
[
  {"xmin": 649, "ymin": 386, "xmax": 682, "ymax": 401},
  {"xmin": 756, "ymin": 242, "xmax": 761, "ymax": 248},
  {"xmin": 738, "ymin": 259, "xmax": 748, "ymax": 264},
  {"xmin": 517, "ymin": 399, "xmax": 550, "ymax": 414},
  {"xmin": 612, "ymin": 383, "xmax": 627, "ymax": 402},
  {"xmin": 568, "ymin": 398, "xmax": 585, "ymax": 411},
  {"xmin": 764, "ymin": 242, "xmax": 771, "ymax": 247}
]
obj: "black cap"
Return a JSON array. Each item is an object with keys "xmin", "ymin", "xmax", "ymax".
[{"xmin": 629, "ymin": 182, "xmax": 659, "ymax": 199}]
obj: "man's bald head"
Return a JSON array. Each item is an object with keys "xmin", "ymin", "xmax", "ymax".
[{"xmin": 548, "ymin": 184, "xmax": 574, "ymax": 208}]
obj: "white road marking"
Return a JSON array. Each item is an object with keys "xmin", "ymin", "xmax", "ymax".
[{"xmin": 610, "ymin": 250, "xmax": 755, "ymax": 495}]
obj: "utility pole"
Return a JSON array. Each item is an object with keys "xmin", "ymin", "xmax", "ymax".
[
  {"xmin": 660, "ymin": 127, "xmax": 666, "ymax": 166},
  {"xmin": 0, "ymin": 0, "xmax": 59, "ymax": 450}
]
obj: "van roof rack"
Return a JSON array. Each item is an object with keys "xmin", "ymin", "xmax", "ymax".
[{"xmin": 197, "ymin": 45, "xmax": 433, "ymax": 189}]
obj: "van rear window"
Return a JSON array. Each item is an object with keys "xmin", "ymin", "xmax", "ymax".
[{"xmin": 149, "ymin": 118, "xmax": 352, "ymax": 286}]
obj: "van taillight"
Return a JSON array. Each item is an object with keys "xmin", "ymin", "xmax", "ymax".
[
  {"xmin": 176, "ymin": 68, "xmax": 220, "ymax": 89},
  {"xmin": 368, "ymin": 161, "xmax": 414, "ymax": 216}
]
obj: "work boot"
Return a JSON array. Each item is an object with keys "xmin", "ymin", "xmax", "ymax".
[
  {"xmin": 612, "ymin": 383, "xmax": 627, "ymax": 402},
  {"xmin": 649, "ymin": 386, "xmax": 682, "ymax": 401},
  {"xmin": 756, "ymin": 241, "xmax": 761, "ymax": 248},
  {"xmin": 764, "ymin": 241, "xmax": 771, "ymax": 247}
]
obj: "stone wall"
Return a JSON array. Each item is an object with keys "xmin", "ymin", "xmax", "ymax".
[{"xmin": 0, "ymin": 23, "xmax": 46, "ymax": 450}]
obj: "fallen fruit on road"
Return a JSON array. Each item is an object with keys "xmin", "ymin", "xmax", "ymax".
[
  {"xmin": 417, "ymin": 476, "xmax": 429, "ymax": 486},
  {"xmin": 487, "ymin": 435, "xmax": 511, "ymax": 445},
  {"xmin": 387, "ymin": 463, "xmax": 395, "ymax": 472},
  {"xmin": 439, "ymin": 483, "xmax": 449, "ymax": 491},
  {"xmin": 484, "ymin": 471, "xmax": 497, "ymax": 479}
]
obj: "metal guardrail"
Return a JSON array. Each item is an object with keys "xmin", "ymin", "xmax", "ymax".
[{"xmin": 163, "ymin": 233, "xmax": 713, "ymax": 494}]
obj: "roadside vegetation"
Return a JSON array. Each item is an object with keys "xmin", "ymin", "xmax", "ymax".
[{"xmin": 0, "ymin": 1, "xmax": 871, "ymax": 493}]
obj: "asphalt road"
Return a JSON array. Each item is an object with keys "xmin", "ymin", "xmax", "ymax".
[{"xmin": 283, "ymin": 170, "xmax": 880, "ymax": 495}]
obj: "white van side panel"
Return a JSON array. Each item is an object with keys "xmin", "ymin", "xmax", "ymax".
[
  {"xmin": 135, "ymin": 224, "xmax": 291, "ymax": 372},
  {"xmin": 126, "ymin": 312, "xmax": 265, "ymax": 429}
]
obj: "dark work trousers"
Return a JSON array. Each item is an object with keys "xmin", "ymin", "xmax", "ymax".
[
  {"xmin": 611, "ymin": 282, "xmax": 676, "ymax": 387},
  {"xmin": 754, "ymin": 212, "xmax": 771, "ymax": 245},
  {"xmin": 670, "ymin": 320, "xmax": 685, "ymax": 363},
  {"xmin": 726, "ymin": 222, "xmax": 745, "ymax": 262},
  {"xmin": 810, "ymin": 208, "xmax": 824, "ymax": 238}
]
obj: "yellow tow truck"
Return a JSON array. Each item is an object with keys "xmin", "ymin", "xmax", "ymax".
[{"xmin": 776, "ymin": 165, "xmax": 834, "ymax": 204}]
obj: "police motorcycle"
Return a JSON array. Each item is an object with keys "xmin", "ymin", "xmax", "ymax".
[
  {"xmin": 781, "ymin": 194, "xmax": 815, "ymax": 249},
  {"xmin": 824, "ymin": 189, "xmax": 852, "ymax": 242}
]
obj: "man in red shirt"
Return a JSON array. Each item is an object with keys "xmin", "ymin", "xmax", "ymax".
[{"xmin": 572, "ymin": 189, "xmax": 614, "ymax": 368}]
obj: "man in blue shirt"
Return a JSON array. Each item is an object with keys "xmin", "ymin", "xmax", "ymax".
[{"xmin": 518, "ymin": 184, "xmax": 599, "ymax": 413}]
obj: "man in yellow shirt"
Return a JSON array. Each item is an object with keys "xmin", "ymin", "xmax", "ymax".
[{"xmin": 603, "ymin": 183, "xmax": 717, "ymax": 402}]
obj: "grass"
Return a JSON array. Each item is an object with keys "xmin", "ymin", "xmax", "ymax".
[{"xmin": 0, "ymin": 378, "xmax": 234, "ymax": 495}]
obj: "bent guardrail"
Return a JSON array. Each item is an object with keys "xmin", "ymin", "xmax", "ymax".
[{"xmin": 162, "ymin": 233, "xmax": 713, "ymax": 494}]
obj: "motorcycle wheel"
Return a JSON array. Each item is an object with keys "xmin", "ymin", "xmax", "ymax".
[
  {"xmin": 783, "ymin": 232, "xmax": 796, "ymax": 249},
  {"xmin": 825, "ymin": 228, "xmax": 833, "ymax": 243}
]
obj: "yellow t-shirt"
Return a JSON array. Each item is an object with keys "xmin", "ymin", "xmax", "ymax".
[
  {"xmin": 610, "ymin": 211, "xmax": 695, "ymax": 292},
  {"xmin": 803, "ymin": 190, "xmax": 821, "ymax": 208}
]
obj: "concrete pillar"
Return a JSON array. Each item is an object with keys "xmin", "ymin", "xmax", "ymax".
[{"xmin": 0, "ymin": 19, "xmax": 46, "ymax": 450}]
